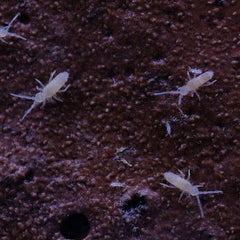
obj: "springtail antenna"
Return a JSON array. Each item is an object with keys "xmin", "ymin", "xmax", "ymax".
[
  {"xmin": 11, "ymin": 93, "xmax": 35, "ymax": 100},
  {"xmin": 154, "ymin": 91, "xmax": 180, "ymax": 96},
  {"xmin": 198, "ymin": 190, "xmax": 223, "ymax": 195}
]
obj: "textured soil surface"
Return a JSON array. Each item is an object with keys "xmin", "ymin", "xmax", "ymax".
[{"xmin": 0, "ymin": 0, "xmax": 240, "ymax": 240}]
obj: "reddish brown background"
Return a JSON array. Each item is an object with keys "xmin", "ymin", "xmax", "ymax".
[{"xmin": 0, "ymin": 0, "xmax": 240, "ymax": 239}]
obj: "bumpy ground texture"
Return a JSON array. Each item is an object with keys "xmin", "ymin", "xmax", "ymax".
[{"xmin": 0, "ymin": 0, "xmax": 240, "ymax": 240}]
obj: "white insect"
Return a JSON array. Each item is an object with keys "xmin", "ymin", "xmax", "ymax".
[
  {"xmin": 0, "ymin": 13, "xmax": 26, "ymax": 43},
  {"xmin": 161, "ymin": 170, "xmax": 223, "ymax": 218},
  {"xmin": 154, "ymin": 68, "xmax": 215, "ymax": 106},
  {"xmin": 11, "ymin": 70, "xmax": 70, "ymax": 120}
]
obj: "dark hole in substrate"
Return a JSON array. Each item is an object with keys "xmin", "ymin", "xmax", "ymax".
[
  {"xmin": 23, "ymin": 169, "xmax": 34, "ymax": 183},
  {"xmin": 125, "ymin": 66, "xmax": 135, "ymax": 76},
  {"xmin": 122, "ymin": 193, "xmax": 146, "ymax": 215},
  {"xmin": 214, "ymin": 0, "xmax": 225, "ymax": 6},
  {"xmin": 18, "ymin": 13, "xmax": 30, "ymax": 24},
  {"xmin": 104, "ymin": 26, "xmax": 114, "ymax": 37},
  {"xmin": 15, "ymin": 169, "xmax": 35, "ymax": 185},
  {"xmin": 184, "ymin": 105, "xmax": 198, "ymax": 116},
  {"xmin": 60, "ymin": 213, "xmax": 90, "ymax": 240},
  {"xmin": 153, "ymin": 52, "xmax": 165, "ymax": 62},
  {"xmin": 214, "ymin": 119, "xmax": 224, "ymax": 129},
  {"xmin": 107, "ymin": 68, "xmax": 115, "ymax": 78}
]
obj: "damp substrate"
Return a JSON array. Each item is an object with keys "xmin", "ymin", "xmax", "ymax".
[{"xmin": 0, "ymin": 1, "xmax": 240, "ymax": 240}]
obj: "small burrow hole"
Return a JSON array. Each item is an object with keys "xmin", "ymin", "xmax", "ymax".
[
  {"xmin": 184, "ymin": 106, "xmax": 197, "ymax": 116},
  {"xmin": 214, "ymin": 0, "xmax": 225, "ymax": 6},
  {"xmin": 18, "ymin": 13, "xmax": 30, "ymax": 24},
  {"xmin": 153, "ymin": 52, "xmax": 165, "ymax": 62},
  {"xmin": 122, "ymin": 193, "xmax": 146, "ymax": 215},
  {"xmin": 125, "ymin": 66, "xmax": 135, "ymax": 76},
  {"xmin": 60, "ymin": 213, "xmax": 90, "ymax": 240},
  {"xmin": 214, "ymin": 119, "xmax": 224, "ymax": 128},
  {"xmin": 23, "ymin": 169, "xmax": 34, "ymax": 183},
  {"xmin": 108, "ymin": 68, "xmax": 115, "ymax": 78},
  {"xmin": 104, "ymin": 26, "xmax": 114, "ymax": 37}
]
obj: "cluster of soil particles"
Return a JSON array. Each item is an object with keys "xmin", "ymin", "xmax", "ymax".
[{"xmin": 0, "ymin": 0, "xmax": 240, "ymax": 240}]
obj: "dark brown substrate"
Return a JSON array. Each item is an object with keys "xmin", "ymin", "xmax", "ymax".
[{"xmin": 0, "ymin": 1, "xmax": 240, "ymax": 240}]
